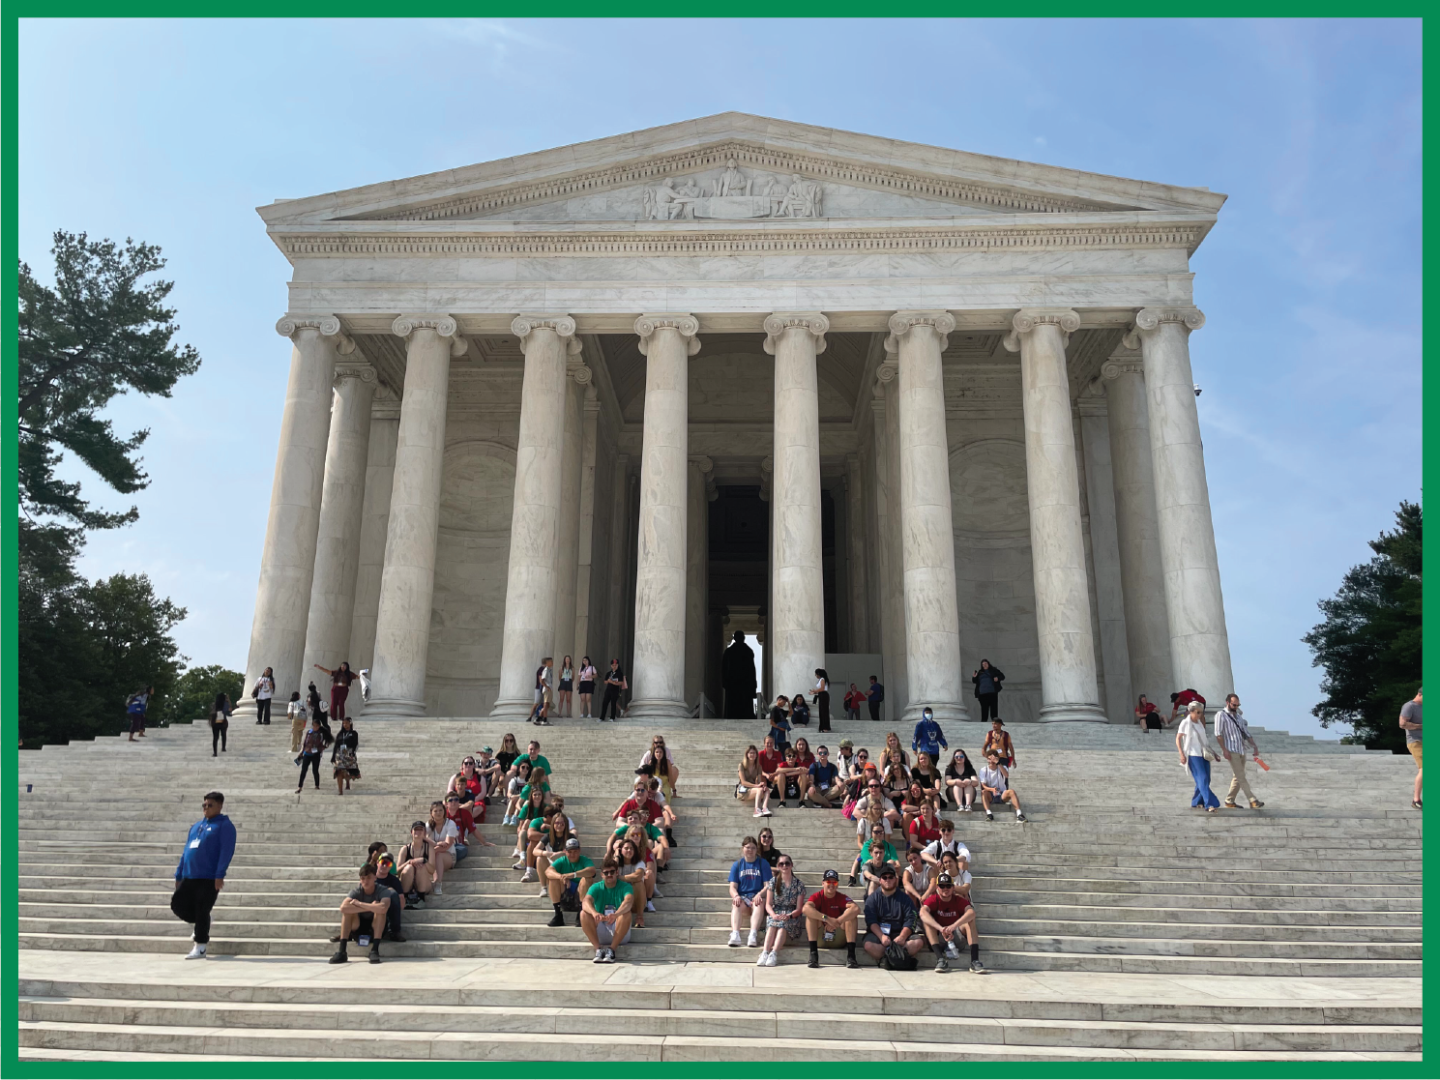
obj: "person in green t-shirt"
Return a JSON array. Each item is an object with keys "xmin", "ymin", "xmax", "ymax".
[
  {"xmin": 544, "ymin": 837, "xmax": 596, "ymax": 928},
  {"xmin": 508, "ymin": 741, "xmax": 553, "ymax": 781},
  {"xmin": 581, "ymin": 861, "xmax": 635, "ymax": 963}
]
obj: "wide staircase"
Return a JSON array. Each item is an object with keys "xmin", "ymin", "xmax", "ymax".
[{"xmin": 17, "ymin": 713, "xmax": 1422, "ymax": 1060}]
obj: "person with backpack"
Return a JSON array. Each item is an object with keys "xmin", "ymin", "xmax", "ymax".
[
  {"xmin": 544, "ymin": 836, "xmax": 596, "ymax": 927},
  {"xmin": 861, "ymin": 864, "xmax": 924, "ymax": 969},
  {"xmin": 252, "ymin": 667, "xmax": 275, "ymax": 725},
  {"xmin": 209, "ymin": 693, "xmax": 233, "ymax": 757},
  {"xmin": 125, "ymin": 686, "xmax": 153, "ymax": 742},
  {"xmin": 866, "ymin": 676, "xmax": 884, "ymax": 722}
]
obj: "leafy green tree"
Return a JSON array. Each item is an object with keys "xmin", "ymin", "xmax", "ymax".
[
  {"xmin": 155, "ymin": 664, "xmax": 244, "ymax": 728},
  {"xmin": 1303, "ymin": 501, "xmax": 1422, "ymax": 751}
]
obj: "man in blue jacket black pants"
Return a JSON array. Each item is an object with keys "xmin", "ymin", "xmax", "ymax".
[
  {"xmin": 172, "ymin": 790, "xmax": 237, "ymax": 960},
  {"xmin": 912, "ymin": 707, "xmax": 948, "ymax": 761}
]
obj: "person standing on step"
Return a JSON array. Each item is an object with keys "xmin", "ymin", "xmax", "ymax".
[
  {"xmin": 331, "ymin": 715, "xmax": 360, "ymax": 795},
  {"xmin": 209, "ymin": 692, "xmax": 233, "ymax": 757},
  {"xmin": 803, "ymin": 869, "xmax": 861, "ymax": 968},
  {"xmin": 126, "ymin": 685, "xmax": 154, "ymax": 741},
  {"xmin": 599, "ymin": 658, "xmax": 626, "ymax": 722},
  {"xmin": 252, "ymin": 667, "xmax": 275, "ymax": 725},
  {"xmin": 757, "ymin": 853, "xmax": 804, "ymax": 966},
  {"xmin": 295, "ymin": 714, "xmax": 324, "ymax": 792},
  {"xmin": 920, "ymin": 872, "xmax": 984, "ymax": 973},
  {"xmin": 313, "ymin": 661, "xmax": 356, "ymax": 723},
  {"xmin": 530, "ymin": 657, "xmax": 554, "ymax": 723},
  {"xmin": 862, "ymin": 864, "xmax": 924, "ymax": 969},
  {"xmin": 329, "ymin": 863, "xmax": 393, "ymax": 965},
  {"xmin": 577, "ymin": 656, "xmax": 598, "ymax": 719},
  {"xmin": 814, "ymin": 669, "xmax": 832, "ymax": 732},
  {"xmin": 982, "ymin": 718, "xmax": 1015, "ymax": 769},
  {"xmin": 911, "ymin": 707, "xmax": 948, "ymax": 765},
  {"xmin": 545, "ymin": 836, "xmax": 596, "ymax": 927},
  {"xmin": 286, "ymin": 691, "xmax": 308, "ymax": 753},
  {"xmin": 978, "ymin": 750, "xmax": 1027, "ymax": 823},
  {"xmin": 1401, "ymin": 687, "xmax": 1423, "ymax": 810},
  {"xmin": 581, "ymin": 860, "xmax": 635, "ymax": 963},
  {"xmin": 867, "ymin": 675, "xmax": 884, "ymax": 723},
  {"xmin": 971, "ymin": 659, "xmax": 1004, "ymax": 723},
  {"xmin": 727, "ymin": 836, "xmax": 773, "ymax": 948},
  {"xmin": 844, "ymin": 683, "xmax": 864, "ymax": 724},
  {"xmin": 172, "ymin": 790, "xmax": 236, "ymax": 960},
  {"xmin": 557, "ymin": 655, "xmax": 574, "ymax": 719},
  {"xmin": 1175, "ymin": 700, "xmax": 1223, "ymax": 813},
  {"xmin": 1215, "ymin": 694, "xmax": 1265, "ymax": 810}
]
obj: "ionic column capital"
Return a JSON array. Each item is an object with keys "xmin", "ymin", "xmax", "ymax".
[
  {"xmin": 1121, "ymin": 306, "xmax": 1205, "ymax": 350},
  {"xmin": 762, "ymin": 312, "xmax": 829, "ymax": 355},
  {"xmin": 634, "ymin": 313, "xmax": 701, "ymax": 357},
  {"xmin": 393, "ymin": 314, "xmax": 468, "ymax": 357},
  {"xmin": 872, "ymin": 357, "xmax": 899, "ymax": 400},
  {"xmin": 688, "ymin": 454, "xmax": 714, "ymax": 474},
  {"xmin": 334, "ymin": 361, "xmax": 378, "ymax": 387},
  {"xmin": 759, "ymin": 456, "xmax": 773, "ymax": 502},
  {"xmin": 568, "ymin": 361, "xmax": 593, "ymax": 385},
  {"xmin": 1100, "ymin": 358, "xmax": 1145, "ymax": 381},
  {"xmin": 510, "ymin": 314, "xmax": 580, "ymax": 356},
  {"xmin": 276, "ymin": 313, "xmax": 356, "ymax": 354},
  {"xmin": 1001, "ymin": 307, "xmax": 1081, "ymax": 353},
  {"xmin": 884, "ymin": 310, "xmax": 955, "ymax": 354}
]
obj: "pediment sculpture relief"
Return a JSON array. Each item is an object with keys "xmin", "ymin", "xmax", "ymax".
[{"xmin": 642, "ymin": 159, "xmax": 823, "ymax": 220}]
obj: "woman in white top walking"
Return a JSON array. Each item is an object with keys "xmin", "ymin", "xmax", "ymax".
[{"xmin": 1176, "ymin": 701, "xmax": 1223, "ymax": 812}]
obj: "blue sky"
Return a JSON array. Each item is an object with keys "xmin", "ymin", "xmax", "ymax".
[{"xmin": 18, "ymin": 18, "xmax": 1419, "ymax": 738}]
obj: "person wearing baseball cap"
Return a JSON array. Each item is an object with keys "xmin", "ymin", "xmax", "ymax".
[
  {"xmin": 544, "ymin": 836, "xmax": 596, "ymax": 928},
  {"xmin": 862, "ymin": 864, "xmax": 923, "ymax": 968},
  {"xmin": 802, "ymin": 870, "xmax": 861, "ymax": 969},
  {"xmin": 920, "ymin": 872, "xmax": 983, "ymax": 973}
]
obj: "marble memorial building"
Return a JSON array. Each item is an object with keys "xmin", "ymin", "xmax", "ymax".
[{"xmin": 237, "ymin": 114, "xmax": 1234, "ymax": 725}]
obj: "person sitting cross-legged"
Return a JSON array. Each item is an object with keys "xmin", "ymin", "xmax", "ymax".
[
  {"xmin": 727, "ymin": 836, "xmax": 773, "ymax": 948},
  {"xmin": 580, "ymin": 860, "xmax": 635, "ymax": 964},
  {"xmin": 544, "ymin": 836, "xmax": 596, "ymax": 928},
  {"xmin": 330, "ymin": 863, "xmax": 394, "ymax": 965},
  {"xmin": 803, "ymin": 869, "xmax": 862, "ymax": 968},
  {"xmin": 862, "ymin": 864, "xmax": 925, "ymax": 969},
  {"xmin": 979, "ymin": 750, "xmax": 1027, "ymax": 823},
  {"xmin": 920, "ymin": 872, "xmax": 984, "ymax": 974}
]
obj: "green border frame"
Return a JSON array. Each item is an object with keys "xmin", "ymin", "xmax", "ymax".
[{"xmin": 1, "ymin": 12, "xmax": 1428, "ymax": 1077}]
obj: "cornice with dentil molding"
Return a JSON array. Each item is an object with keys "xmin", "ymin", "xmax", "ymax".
[
  {"xmin": 392, "ymin": 314, "xmax": 468, "ymax": 357},
  {"xmin": 634, "ymin": 314, "xmax": 701, "ymax": 357},
  {"xmin": 275, "ymin": 314, "xmax": 356, "ymax": 354},
  {"xmin": 1121, "ymin": 306, "xmax": 1205, "ymax": 350},
  {"xmin": 1001, "ymin": 307, "xmax": 1081, "ymax": 353},
  {"xmin": 762, "ymin": 312, "xmax": 829, "ymax": 356}
]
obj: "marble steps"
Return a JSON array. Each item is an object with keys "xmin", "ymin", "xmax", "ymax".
[{"xmin": 15, "ymin": 997, "xmax": 1423, "ymax": 1055}]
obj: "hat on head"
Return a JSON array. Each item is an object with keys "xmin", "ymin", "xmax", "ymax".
[
  {"xmin": 991, "ymin": 717, "xmax": 1005, "ymax": 725},
  {"xmin": 839, "ymin": 738, "xmax": 854, "ymax": 749},
  {"xmin": 879, "ymin": 866, "xmax": 897, "ymax": 878},
  {"xmin": 937, "ymin": 873, "xmax": 954, "ymax": 887},
  {"xmin": 822, "ymin": 869, "xmax": 839, "ymax": 882},
  {"xmin": 481, "ymin": 746, "xmax": 493, "ymax": 754},
  {"xmin": 564, "ymin": 838, "xmax": 580, "ymax": 850}
]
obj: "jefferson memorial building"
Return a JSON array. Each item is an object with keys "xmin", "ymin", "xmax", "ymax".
[{"xmin": 237, "ymin": 114, "xmax": 1234, "ymax": 725}]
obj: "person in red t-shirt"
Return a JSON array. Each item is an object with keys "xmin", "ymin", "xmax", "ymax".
[
  {"xmin": 757, "ymin": 735, "xmax": 786, "ymax": 780},
  {"xmin": 613, "ymin": 778, "xmax": 665, "ymax": 826},
  {"xmin": 907, "ymin": 801, "xmax": 942, "ymax": 852},
  {"xmin": 1169, "ymin": 688, "xmax": 1206, "ymax": 726},
  {"xmin": 920, "ymin": 873, "xmax": 983, "ymax": 973},
  {"xmin": 802, "ymin": 870, "xmax": 861, "ymax": 969},
  {"xmin": 444, "ymin": 793, "xmax": 492, "ymax": 849}
]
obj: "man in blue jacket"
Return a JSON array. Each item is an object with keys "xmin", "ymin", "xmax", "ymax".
[
  {"xmin": 912, "ymin": 707, "xmax": 948, "ymax": 760},
  {"xmin": 867, "ymin": 676, "xmax": 884, "ymax": 723},
  {"xmin": 171, "ymin": 790, "xmax": 237, "ymax": 960}
]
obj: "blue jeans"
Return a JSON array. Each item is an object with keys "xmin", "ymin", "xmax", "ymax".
[
  {"xmin": 453, "ymin": 843, "xmax": 468, "ymax": 862},
  {"xmin": 1187, "ymin": 755, "xmax": 1219, "ymax": 809}
]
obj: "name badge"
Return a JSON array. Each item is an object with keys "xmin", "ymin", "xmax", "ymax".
[
  {"xmin": 189, "ymin": 839, "xmax": 201, "ymax": 849},
  {"xmin": 604, "ymin": 906, "xmax": 617, "ymax": 916},
  {"xmin": 880, "ymin": 922, "xmax": 891, "ymax": 936}
]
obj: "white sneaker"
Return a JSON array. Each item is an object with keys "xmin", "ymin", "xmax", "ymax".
[
  {"xmin": 728, "ymin": 931, "xmax": 743, "ymax": 947},
  {"xmin": 747, "ymin": 931, "xmax": 759, "ymax": 948},
  {"xmin": 753, "ymin": 809, "xmax": 764, "ymax": 817},
  {"xmin": 510, "ymin": 849, "xmax": 523, "ymax": 858},
  {"xmin": 433, "ymin": 884, "xmax": 443, "ymax": 896},
  {"xmin": 645, "ymin": 900, "xmax": 656, "ymax": 912},
  {"xmin": 593, "ymin": 949, "xmax": 605, "ymax": 963},
  {"xmin": 755, "ymin": 950, "xmax": 770, "ymax": 966},
  {"xmin": 183, "ymin": 945, "xmax": 207, "ymax": 960},
  {"xmin": 520, "ymin": 868, "xmax": 536, "ymax": 883},
  {"xmin": 538, "ymin": 888, "xmax": 549, "ymax": 898},
  {"xmin": 764, "ymin": 950, "xmax": 780, "ymax": 966}
]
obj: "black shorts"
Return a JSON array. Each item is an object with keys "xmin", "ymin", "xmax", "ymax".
[
  {"xmin": 348, "ymin": 912, "xmax": 376, "ymax": 941},
  {"xmin": 578, "ymin": 681, "xmax": 595, "ymax": 695},
  {"xmin": 559, "ymin": 679, "xmax": 572, "ymax": 691}
]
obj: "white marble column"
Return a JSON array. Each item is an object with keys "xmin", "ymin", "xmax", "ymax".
[
  {"xmin": 367, "ymin": 315, "xmax": 466, "ymax": 719},
  {"xmin": 348, "ymin": 393, "xmax": 401, "ymax": 673},
  {"xmin": 1124, "ymin": 307, "xmax": 1234, "ymax": 706},
  {"xmin": 684, "ymin": 454, "xmax": 713, "ymax": 712},
  {"xmin": 490, "ymin": 316, "xmax": 579, "ymax": 718},
  {"xmin": 550, "ymin": 361, "xmax": 589, "ymax": 682},
  {"xmin": 1003, "ymin": 308, "xmax": 1106, "ymax": 722},
  {"xmin": 627, "ymin": 314, "xmax": 700, "ymax": 718},
  {"xmin": 845, "ymin": 453, "xmax": 870, "ymax": 652},
  {"xmin": 1078, "ymin": 389, "xmax": 1134, "ymax": 723},
  {"xmin": 573, "ymin": 387, "xmax": 601, "ymax": 665},
  {"xmin": 1101, "ymin": 356, "xmax": 1174, "ymax": 709},
  {"xmin": 765, "ymin": 312, "xmax": 828, "ymax": 704},
  {"xmin": 888, "ymin": 312, "xmax": 967, "ymax": 722},
  {"xmin": 301, "ymin": 361, "xmax": 377, "ymax": 679},
  {"xmin": 604, "ymin": 453, "xmax": 631, "ymax": 666},
  {"xmin": 870, "ymin": 373, "xmax": 907, "ymax": 720},
  {"xmin": 238, "ymin": 315, "xmax": 352, "ymax": 716}
]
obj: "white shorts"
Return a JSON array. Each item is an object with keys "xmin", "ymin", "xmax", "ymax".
[{"xmin": 595, "ymin": 920, "xmax": 632, "ymax": 946}]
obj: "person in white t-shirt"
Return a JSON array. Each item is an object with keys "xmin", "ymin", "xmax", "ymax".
[
  {"xmin": 424, "ymin": 801, "xmax": 460, "ymax": 896},
  {"xmin": 1176, "ymin": 700, "xmax": 1223, "ymax": 812},
  {"xmin": 922, "ymin": 820, "xmax": 972, "ymax": 874},
  {"xmin": 978, "ymin": 751, "xmax": 1027, "ymax": 823}
]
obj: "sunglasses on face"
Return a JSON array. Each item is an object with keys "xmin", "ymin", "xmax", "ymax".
[{"xmin": 777, "ymin": 860, "xmax": 792, "ymax": 867}]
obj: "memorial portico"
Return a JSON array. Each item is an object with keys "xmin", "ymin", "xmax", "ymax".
[{"xmin": 237, "ymin": 113, "xmax": 1235, "ymax": 724}]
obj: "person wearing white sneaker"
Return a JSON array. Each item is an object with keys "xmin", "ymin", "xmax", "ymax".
[
  {"xmin": 727, "ymin": 837, "xmax": 772, "ymax": 948},
  {"xmin": 172, "ymin": 791, "xmax": 235, "ymax": 960},
  {"xmin": 758, "ymin": 855, "xmax": 805, "ymax": 966},
  {"xmin": 978, "ymin": 751, "xmax": 1027, "ymax": 823},
  {"xmin": 581, "ymin": 861, "xmax": 634, "ymax": 963}
]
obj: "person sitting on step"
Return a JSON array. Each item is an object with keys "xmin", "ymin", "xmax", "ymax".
[
  {"xmin": 544, "ymin": 836, "xmax": 596, "ymax": 927},
  {"xmin": 644, "ymin": 776, "xmax": 680, "ymax": 848},
  {"xmin": 803, "ymin": 869, "xmax": 861, "ymax": 969},
  {"xmin": 803, "ymin": 744, "xmax": 842, "ymax": 807},
  {"xmin": 502, "ymin": 760, "xmax": 534, "ymax": 826},
  {"xmin": 508, "ymin": 740, "xmax": 553, "ymax": 783},
  {"xmin": 853, "ymin": 777, "xmax": 901, "ymax": 828},
  {"xmin": 899, "ymin": 780, "xmax": 931, "ymax": 840},
  {"xmin": 920, "ymin": 872, "xmax": 984, "ymax": 973},
  {"xmin": 448, "ymin": 756, "xmax": 486, "ymax": 816},
  {"xmin": 852, "ymin": 820, "xmax": 900, "ymax": 894},
  {"xmin": 756, "ymin": 853, "xmax": 805, "ymax": 967},
  {"xmin": 638, "ymin": 735, "xmax": 680, "ymax": 800},
  {"xmin": 607, "ymin": 805, "xmax": 666, "ymax": 868},
  {"xmin": 423, "ymin": 802, "xmax": 460, "ymax": 896},
  {"xmin": 370, "ymin": 852, "xmax": 407, "ymax": 941},
  {"xmin": 907, "ymin": 798, "xmax": 944, "ymax": 854},
  {"xmin": 727, "ymin": 836, "xmax": 773, "ymax": 948},
  {"xmin": 943, "ymin": 748, "xmax": 981, "ymax": 812},
  {"xmin": 580, "ymin": 860, "xmax": 635, "ymax": 964},
  {"xmin": 527, "ymin": 808, "xmax": 574, "ymax": 886},
  {"xmin": 758, "ymin": 734, "xmax": 787, "ymax": 805},
  {"xmin": 937, "ymin": 851, "xmax": 973, "ymax": 900},
  {"xmin": 776, "ymin": 746, "xmax": 808, "ymax": 807},
  {"xmin": 862, "ymin": 864, "xmax": 924, "ymax": 969},
  {"xmin": 979, "ymin": 750, "xmax": 1027, "ymax": 823},
  {"xmin": 396, "ymin": 821, "xmax": 436, "ymax": 909},
  {"xmin": 737, "ymin": 745, "xmax": 772, "ymax": 818},
  {"xmin": 902, "ymin": 847, "xmax": 935, "ymax": 906},
  {"xmin": 922, "ymin": 819, "xmax": 972, "ymax": 876},
  {"xmin": 614, "ymin": 777, "xmax": 672, "ymax": 863},
  {"xmin": 330, "ymin": 863, "xmax": 394, "ymax": 965},
  {"xmin": 615, "ymin": 834, "xmax": 655, "ymax": 926}
]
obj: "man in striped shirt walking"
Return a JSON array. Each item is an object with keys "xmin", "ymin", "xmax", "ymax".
[{"xmin": 1216, "ymin": 694, "xmax": 1265, "ymax": 809}]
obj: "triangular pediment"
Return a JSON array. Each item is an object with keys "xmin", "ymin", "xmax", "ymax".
[{"xmin": 258, "ymin": 114, "xmax": 1226, "ymax": 230}]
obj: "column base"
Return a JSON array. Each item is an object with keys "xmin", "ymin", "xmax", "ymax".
[
  {"xmin": 1037, "ymin": 703, "xmax": 1108, "ymax": 724},
  {"xmin": 489, "ymin": 696, "xmax": 538, "ymax": 721},
  {"xmin": 902, "ymin": 702, "xmax": 970, "ymax": 723},
  {"xmin": 625, "ymin": 698, "xmax": 690, "ymax": 721},
  {"xmin": 231, "ymin": 700, "xmax": 259, "ymax": 722},
  {"xmin": 363, "ymin": 697, "xmax": 427, "ymax": 721}
]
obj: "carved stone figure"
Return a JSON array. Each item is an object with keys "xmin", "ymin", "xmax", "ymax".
[
  {"xmin": 780, "ymin": 174, "xmax": 822, "ymax": 218},
  {"xmin": 717, "ymin": 157, "xmax": 751, "ymax": 197}
]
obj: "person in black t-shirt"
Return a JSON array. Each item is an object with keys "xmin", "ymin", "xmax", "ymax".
[{"xmin": 599, "ymin": 660, "xmax": 627, "ymax": 722}]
